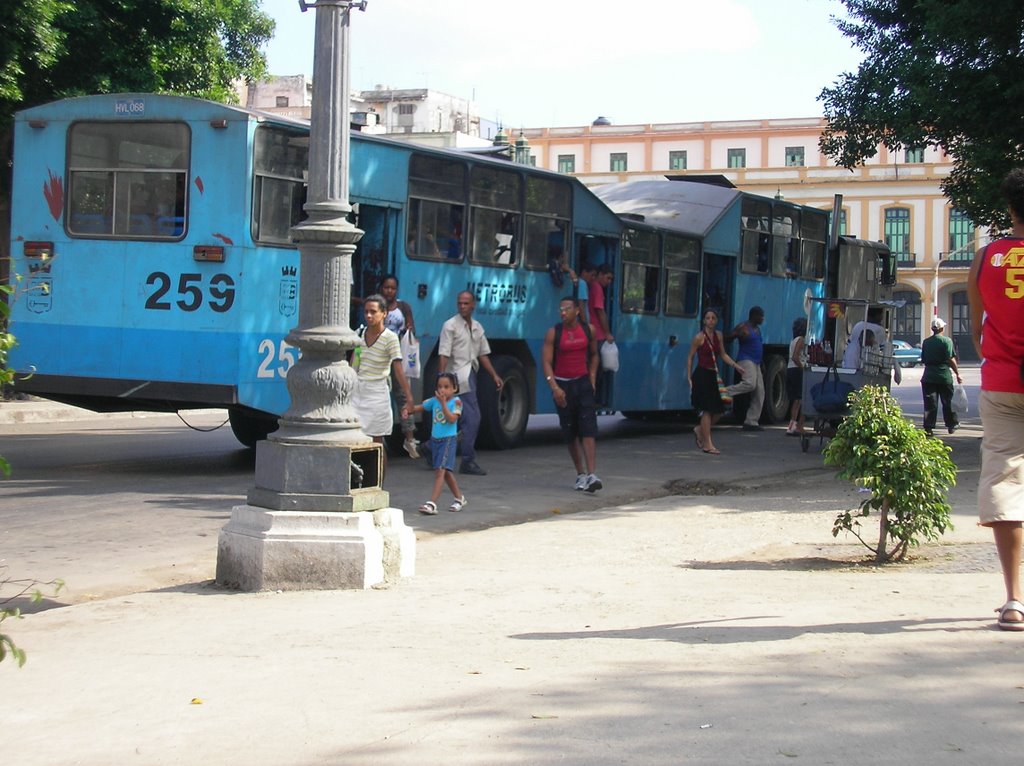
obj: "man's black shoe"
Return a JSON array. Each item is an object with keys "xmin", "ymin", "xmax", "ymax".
[
  {"xmin": 741, "ymin": 424, "xmax": 765, "ymax": 432},
  {"xmin": 460, "ymin": 460, "xmax": 487, "ymax": 476}
]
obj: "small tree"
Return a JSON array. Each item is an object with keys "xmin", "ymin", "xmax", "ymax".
[{"xmin": 824, "ymin": 385, "xmax": 956, "ymax": 563}]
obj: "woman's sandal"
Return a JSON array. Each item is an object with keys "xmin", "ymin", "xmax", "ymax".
[
  {"xmin": 693, "ymin": 427, "xmax": 704, "ymax": 451},
  {"xmin": 702, "ymin": 447, "xmax": 721, "ymax": 455},
  {"xmin": 418, "ymin": 501, "xmax": 438, "ymax": 515},
  {"xmin": 996, "ymin": 599, "xmax": 1024, "ymax": 631}
]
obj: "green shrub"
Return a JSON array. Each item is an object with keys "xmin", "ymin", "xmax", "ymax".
[{"xmin": 823, "ymin": 385, "xmax": 956, "ymax": 563}]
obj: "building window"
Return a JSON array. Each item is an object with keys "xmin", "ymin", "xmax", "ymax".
[
  {"xmin": 884, "ymin": 207, "xmax": 913, "ymax": 265},
  {"xmin": 398, "ymin": 104, "xmax": 415, "ymax": 115},
  {"xmin": 727, "ymin": 148, "xmax": 746, "ymax": 168},
  {"xmin": 904, "ymin": 146, "xmax": 925, "ymax": 163},
  {"xmin": 892, "ymin": 290, "xmax": 922, "ymax": 345},
  {"xmin": 610, "ymin": 153, "xmax": 628, "ymax": 172},
  {"xmin": 947, "ymin": 208, "xmax": 974, "ymax": 262},
  {"xmin": 785, "ymin": 146, "xmax": 805, "ymax": 167},
  {"xmin": 827, "ymin": 208, "xmax": 848, "ymax": 237},
  {"xmin": 275, "ymin": 96, "xmax": 289, "ymax": 108},
  {"xmin": 557, "ymin": 154, "xmax": 575, "ymax": 174},
  {"xmin": 669, "ymin": 150, "xmax": 687, "ymax": 170}
]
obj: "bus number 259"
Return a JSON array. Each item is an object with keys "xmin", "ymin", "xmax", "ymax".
[{"xmin": 144, "ymin": 272, "xmax": 236, "ymax": 312}]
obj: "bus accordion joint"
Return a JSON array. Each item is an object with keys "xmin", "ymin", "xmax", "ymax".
[
  {"xmin": 193, "ymin": 245, "xmax": 225, "ymax": 263},
  {"xmin": 23, "ymin": 241, "xmax": 54, "ymax": 259}
]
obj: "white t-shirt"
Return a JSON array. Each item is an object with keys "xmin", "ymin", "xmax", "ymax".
[{"xmin": 842, "ymin": 321, "xmax": 885, "ymax": 369}]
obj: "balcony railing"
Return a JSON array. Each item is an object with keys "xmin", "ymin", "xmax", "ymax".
[
  {"xmin": 938, "ymin": 250, "xmax": 973, "ymax": 267},
  {"xmin": 893, "ymin": 251, "xmax": 916, "ymax": 267}
]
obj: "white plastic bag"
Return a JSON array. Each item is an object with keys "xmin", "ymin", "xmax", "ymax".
[
  {"xmin": 952, "ymin": 382, "xmax": 969, "ymax": 414},
  {"xmin": 600, "ymin": 340, "xmax": 620, "ymax": 372},
  {"xmin": 400, "ymin": 331, "xmax": 421, "ymax": 379}
]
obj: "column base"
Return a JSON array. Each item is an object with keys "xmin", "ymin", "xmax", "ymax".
[{"xmin": 216, "ymin": 504, "xmax": 415, "ymax": 591}]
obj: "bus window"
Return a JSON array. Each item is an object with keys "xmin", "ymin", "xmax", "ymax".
[
  {"xmin": 801, "ymin": 209, "xmax": 827, "ymax": 280},
  {"xmin": 408, "ymin": 154, "xmax": 466, "ymax": 261},
  {"xmin": 67, "ymin": 121, "xmax": 189, "ymax": 239},
  {"xmin": 664, "ymin": 234, "xmax": 700, "ymax": 317},
  {"xmin": 772, "ymin": 207, "xmax": 800, "ymax": 278},
  {"xmin": 524, "ymin": 176, "xmax": 571, "ymax": 271},
  {"xmin": 253, "ymin": 127, "xmax": 309, "ymax": 245},
  {"xmin": 740, "ymin": 197, "xmax": 771, "ymax": 274},
  {"xmin": 621, "ymin": 227, "xmax": 660, "ymax": 313},
  {"xmin": 470, "ymin": 165, "xmax": 521, "ymax": 267}
]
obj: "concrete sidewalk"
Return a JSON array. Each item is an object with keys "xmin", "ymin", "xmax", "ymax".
[
  {"xmin": 0, "ymin": 396, "xmax": 224, "ymax": 425},
  {"xmin": 3, "ymin": 465, "xmax": 1020, "ymax": 765}
]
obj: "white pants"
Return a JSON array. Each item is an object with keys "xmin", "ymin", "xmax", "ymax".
[{"xmin": 726, "ymin": 359, "xmax": 764, "ymax": 426}]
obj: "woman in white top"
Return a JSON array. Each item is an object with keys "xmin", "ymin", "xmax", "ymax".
[
  {"xmin": 786, "ymin": 317, "xmax": 807, "ymax": 435},
  {"xmin": 354, "ymin": 294, "xmax": 415, "ymax": 475}
]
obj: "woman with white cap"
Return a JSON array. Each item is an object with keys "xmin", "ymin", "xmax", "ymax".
[{"xmin": 920, "ymin": 315, "xmax": 961, "ymax": 436}]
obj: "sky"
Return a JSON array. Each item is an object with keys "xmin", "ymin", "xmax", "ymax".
[{"xmin": 260, "ymin": 0, "xmax": 865, "ymax": 128}]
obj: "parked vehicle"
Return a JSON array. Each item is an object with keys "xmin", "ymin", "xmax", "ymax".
[{"xmin": 892, "ymin": 339, "xmax": 922, "ymax": 367}]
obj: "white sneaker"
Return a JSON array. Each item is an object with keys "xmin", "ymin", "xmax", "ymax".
[
  {"xmin": 584, "ymin": 473, "xmax": 603, "ymax": 493},
  {"xmin": 574, "ymin": 473, "xmax": 587, "ymax": 491},
  {"xmin": 403, "ymin": 438, "xmax": 420, "ymax": 459}
]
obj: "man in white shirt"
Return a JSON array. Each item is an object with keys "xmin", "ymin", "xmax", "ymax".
[
  {"xmin": 842, "ymin": 307, "xmax": 886, "ymax": 369},
  {"xmin": 438, "ymin": 291, "xmax": 504, "ymax": 475}
]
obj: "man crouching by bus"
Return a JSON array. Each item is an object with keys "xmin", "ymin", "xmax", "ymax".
[
  {"xmin": 725, "ymin": 305, "xmax": 766, "ymax": 431},
  {"xmin": 542, "ymin": 297, "xmax": 603, "ymax": 492}
]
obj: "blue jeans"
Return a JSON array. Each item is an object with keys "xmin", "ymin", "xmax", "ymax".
[{"xmin": 459, "ymin": 374, "xmax": 480, "ymax": 462}]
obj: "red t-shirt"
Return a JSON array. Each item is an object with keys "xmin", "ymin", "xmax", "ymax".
[
  {"xmin": 553, "ymin": 322, "xmax": 590, "ymax": 379},
  {"xmin": 977, "ymin": 237, "xmax": 1024, "ymax": 393}
]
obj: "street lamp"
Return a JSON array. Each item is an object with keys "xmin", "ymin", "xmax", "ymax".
[{"xmin": 217, "ymin": 0, "xmax": 415, "ymax": 591}]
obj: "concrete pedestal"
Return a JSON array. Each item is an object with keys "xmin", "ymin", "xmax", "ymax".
[
  {"xmin": 216, "ymin": 434, "xmax": 415, "ymax": 591},
  {"xmin": 215, "ymin": 504, "xmax": 415, "ymax": 591}
]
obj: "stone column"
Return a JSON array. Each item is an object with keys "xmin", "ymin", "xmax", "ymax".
[{"xmin": 216, "ymin": 0, "xmax": 414, "ymax": 591}]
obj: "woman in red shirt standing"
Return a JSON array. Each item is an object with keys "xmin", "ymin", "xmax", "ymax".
[
  {"xmin": 968, "ymin": 167, "xmax": 1024, "ymax": 631},
  {"xmin": 686, "ymin": 308, "xmax": 744, "ymax": 456}
]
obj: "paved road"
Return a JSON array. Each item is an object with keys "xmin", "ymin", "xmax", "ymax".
[{"xmin": 0, "ymin": 367, "xmax": 982, "ymax": 608}]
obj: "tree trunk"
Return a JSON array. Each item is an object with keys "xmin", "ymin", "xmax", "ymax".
[{"xmin": 875, "ymin": 497, "xmax": 891, "ymax": 563}]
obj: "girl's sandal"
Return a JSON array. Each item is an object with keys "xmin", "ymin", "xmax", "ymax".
[
  {"xmin": 449, "ymin": 496, "xmax": 467, "ymax": 513},
  {"xmin": 418, "ymin": 501, "xmax": 438, "ymax": 515},
  {"xmin": 996, "ymin": 599, "xmax": 1024, "ymax": 631}
]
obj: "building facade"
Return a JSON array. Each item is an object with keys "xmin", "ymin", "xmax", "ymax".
[{"xmin": 522, "ymin": 118, "xmax": 980, "ymax": 358}]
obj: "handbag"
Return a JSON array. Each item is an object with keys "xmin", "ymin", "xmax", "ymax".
[
  {"xmin": 810, "ymin": 365, "xmax": 855, "ymax": 412},
  {"xmin": 716, "ymin": 369, "xmax": 733, "ymax": 406},
  {"xmin": 400, "ymin": 331, "xmax": 421, "ymax": 379},
  {"xmin": 951, "ymin": 382, "xmax": 969, "ymax": 414}
]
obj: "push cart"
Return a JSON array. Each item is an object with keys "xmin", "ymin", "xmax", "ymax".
[{"xmin": 798, "ymin": 298, "xmax": 895, "ymax": 453}]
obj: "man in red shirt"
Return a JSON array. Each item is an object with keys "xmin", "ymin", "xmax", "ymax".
[
  {"xmin": 542, "ymin": 297, "xmax": 602, "ymax": 492},
  {"xmin": 968, "ymin": 167, "xmax": 1024, "ymax": 631}
]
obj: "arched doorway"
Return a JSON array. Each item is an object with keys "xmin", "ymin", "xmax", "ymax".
[
  {"xmin": 950, "ymin": 290, "xmax": 975, "ymax": 361},
  {"xmin": 892, "ymin": 289, "xmax": 922, "ymax": 345}
]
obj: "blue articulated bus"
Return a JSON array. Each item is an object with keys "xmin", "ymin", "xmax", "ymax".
[{"xmin": 7, "ymin": 93, "xmax": 857, "ymax": 449}]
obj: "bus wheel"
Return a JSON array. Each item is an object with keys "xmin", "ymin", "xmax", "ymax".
[
  {"xmin": 761, "ymin": 354, "xmax": 789, "ymax": 424},
  {"xmin": 477, "ymin": 355, "xmax": 529, "ymax": 450},
  {"xmin": 228, "ymin": 408, "xmax": 279, "ymax": 449}
]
